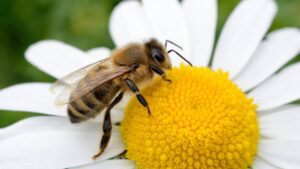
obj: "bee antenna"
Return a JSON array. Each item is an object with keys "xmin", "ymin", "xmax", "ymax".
[
  {"xmin": 168, "ymin": 49, "xmax": 193, "ymax": 67},
  {"xmin": 165, "ymin": 40, "xmax": 183, "ymax": 50}
]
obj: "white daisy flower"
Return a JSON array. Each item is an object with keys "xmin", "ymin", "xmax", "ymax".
[{"xmin": 1, "ymin": 0, "xmax": 300, "ymax": 168}]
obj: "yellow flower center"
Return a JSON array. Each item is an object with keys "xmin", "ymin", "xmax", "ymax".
[{"xmin": 121, "ymin": 65, "xmax": 259, "ymax": 169}]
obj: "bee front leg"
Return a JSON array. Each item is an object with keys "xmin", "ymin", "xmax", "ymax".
[
  {"xmin": 93, "ymin": 92, "xmax": 124, "ymax": 160},
  {"xmin": 125, "ymin": 78, "xmax": 151, "ymax": 116},
  {"xmin": 150, "ymin": 65, "xmax": 172, "ymax": 83}
]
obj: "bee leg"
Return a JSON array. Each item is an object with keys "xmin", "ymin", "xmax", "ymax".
[
  {"xmin": 111, "ymin": 150, "xmax": 128, "ymax": 159},
  {"xmin": 118, "ymin": 150, "xmax": 128, "ymax": 159},
  {"xmin": 125, "ymin": 78, "xmax": 151, "ymax": 116},
  {"xmin": 93, "ymin": 92, "xmax": 124, "ymax": 160},
  {"xmin": 150, "ymin": 65, "xmax": 172, "ymax": 83}
]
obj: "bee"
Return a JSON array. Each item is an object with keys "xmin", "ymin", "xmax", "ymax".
[{"xmin": 50, "ymin": 38, "xmax": 192, "ymax": 159}]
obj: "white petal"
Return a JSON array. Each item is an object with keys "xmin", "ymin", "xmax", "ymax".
[
  {"xmin": 0, "ymin": 116, "xmax": 95, "ymax": 140},
  {"xmin": 111, "ymin": 108, "xmax": 125, "ymax": 123},
  {"xmin": 235, "ymin": 28, "xmax": 300, "ymax": 91},
  {"xmin": 249, "ymin": 63, "xmax": 300, "ymax": 111},
  {"xmin": 72, "ymin": 160, "xmax": 135, "ymax": 169},
  {"xmin": 86, "ymin": 47, "xmax": 111, "ymax": 60},
  {"xmin": 258, "ymin": 104, "xmax": 298, "ymax": 116},
  {"xmin": 142, "ymin": 0, "xmax": 191, "ymax": 66},
  {"xmin": 259, "ymin": 105, "xmax": 300, "ymax": 140},
  {"xmin": 258, "ymin": 140, "xmax": 300, "ymax": 169},
  {"xmin": 110, "ymin": 1, "xmax": 153, "ymax": 47},
  {"xmin": 0, "ymin": 118, "xmax": 124, "ymax": 169},
  {"xmin": 182, "ymin": 0, "xmax": 217, "ymax": 66},
  {"xmin": 0, "ymin": 83, "xmax": 66, "ymax": 116},
  {"xmin": 26, "ymin": 40, "xmax": 99, "ymax": 79},
  {"xmin": 0, "ymin": 83, "xmax": 125, "ymax": 123},
  {"xmin": 212, "ymin": 0, "xmax": 277, "ymax": 78},
  {"xmin": 252, "ymin": 157, "xmax": 281, "ymax": 169}
]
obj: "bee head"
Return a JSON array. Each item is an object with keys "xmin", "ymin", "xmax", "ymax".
[{"xmin": 145, "ymin": 38, "xmax": 172, "ymax": 70}]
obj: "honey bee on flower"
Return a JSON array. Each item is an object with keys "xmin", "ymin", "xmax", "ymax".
[{"xmin": 0, "ymin": 0, "xmax": 300, "ymax": 169}]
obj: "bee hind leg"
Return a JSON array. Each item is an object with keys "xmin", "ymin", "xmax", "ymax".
[
  {"xmin": 125, "ymin": 78, "xmax": 151, "ymax": 116},
  {"xmin": 92, "ymin": 92, "xmax": 124, "ymax": 160}
]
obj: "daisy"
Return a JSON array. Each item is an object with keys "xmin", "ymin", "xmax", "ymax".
[{"xmin": 1, "ymin": 0, "xmax": 300, "ymax": 168}]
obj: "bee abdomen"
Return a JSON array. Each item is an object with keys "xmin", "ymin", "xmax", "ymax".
[
  {"xmin": 67, "ymin": 100, "xmax": 91, "ymax": 123},
  {"xmin": 67, "ymin": 82, "xmax": 120, "ymax": 123},
  {"xmin": 67, "ymin": 104, "xmax": 86, "ymax": 123}
]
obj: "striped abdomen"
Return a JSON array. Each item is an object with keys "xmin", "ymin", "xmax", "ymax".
[{"xmin": 67, "ymin": 81, "xmax": 120, "ymax": 123}]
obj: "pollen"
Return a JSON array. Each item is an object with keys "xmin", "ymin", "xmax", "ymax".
[{"xmin": 121, "ymin": 65, "xmax": 259, "ymax": 169}]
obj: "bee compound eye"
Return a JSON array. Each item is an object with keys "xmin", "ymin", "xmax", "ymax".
[{"xmin": 152, "ymin": 48, "xmax": 165, "ymax": 63}]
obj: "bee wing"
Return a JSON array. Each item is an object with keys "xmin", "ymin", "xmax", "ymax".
[
  {"xmin": 50, "ymin": 58, "xmax": 109, "ymax": 93},
  {"xmin": 68, "ymin": 66, "xmax": 132, "ymax": 103},
  {"xmin": 54, "ymin": 66, "xmax": 132, "ymax": 105}
]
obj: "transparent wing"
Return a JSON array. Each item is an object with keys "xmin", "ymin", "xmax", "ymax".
[
  {"xmin": 54, "ymin": 66, "xmax": 132, "ymax": 105},
  {"xmin": 50, "ymin": 58, "xmax": 109, "ymax": 94}
]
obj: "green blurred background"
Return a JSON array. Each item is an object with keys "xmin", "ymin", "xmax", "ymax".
[{"xmin": 0, "ymin": 0, "xmax": 299, "ymax": 127}]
